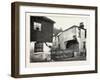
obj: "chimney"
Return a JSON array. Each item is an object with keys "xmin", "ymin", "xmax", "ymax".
[{"xmin": 79, "ymin": 22, "xmax": 84, "ymax": 29}]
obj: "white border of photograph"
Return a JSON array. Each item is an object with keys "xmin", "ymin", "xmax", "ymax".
[{"xmin": 19, "ymin": 5, "xmax": 95, "ymax": 75}]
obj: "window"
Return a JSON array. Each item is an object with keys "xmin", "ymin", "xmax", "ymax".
[
  {"xmin": 83, "ymin": 42, "xmax": 86, "ymax": 49},
  {"xmin": 85, "ymin": 30, "xmax": 87, "ymax": 38},
  {"xmin": 78, "ymin": 28, "xmax": 81, "ymax": 38},
  {"xmin": 34, "ymin": 42, "xmax": 43, "ymax": 52},
  {"xmin": 33, "ymin": 22, "xmax": 41, "ymax": 31}
]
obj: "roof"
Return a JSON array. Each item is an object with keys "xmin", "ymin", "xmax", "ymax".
[
  {"xmin": 56, "ymin": 25, "xmax": 78, "ymax": 37},
  {"xmin": 56, "ymin": 25, "xmax": 86, "ymax": 37},
  {"xmin": 31, "ymin": 16, "xmax": 55, "ymax": 23},
  {"xmin": 63, "ymin": 25, "xmax": 78, "ymax": 32},
  {"xmin": 56, "ymin": 32, "xmax": 63, "ymax": 37}
]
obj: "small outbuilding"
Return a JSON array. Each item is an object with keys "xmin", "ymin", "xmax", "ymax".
[
  {"xmin": 30, "ymin": 16, "xmax": 55, "ymax": 42},
  {"xmin": 30, "ymin": 16, "xmax": 55, "ymax": 53}
]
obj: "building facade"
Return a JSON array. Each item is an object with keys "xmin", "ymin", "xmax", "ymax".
[
  {"xmin": 30, "ymin": 16, "xmax": 55, "ymax": 42},
  {"xmin": 30, "ymin": 16, "xmax": 55, "ymax": 62},
  {"xmin": 52, "ymin": 23, "xmax": 86, "ymax": 56}
]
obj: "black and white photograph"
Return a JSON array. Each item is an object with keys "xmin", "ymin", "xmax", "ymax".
[
  {"xmin": 30, "ymin": 14, "xmax": 88, "ymax": 62},
  {"xmin": 11, "ymin": 2, "xmax": 97, "ymax": 77}
]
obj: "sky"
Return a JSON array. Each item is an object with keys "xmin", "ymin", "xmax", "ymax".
[
  {"xmin": 47, "ymin": 14, "xmax": 90, "ymax": 30},
  {"xmin": 29, "ymin": 12, "xmax": 90, "ymax": 31}
]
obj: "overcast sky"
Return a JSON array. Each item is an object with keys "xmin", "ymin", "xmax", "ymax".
[
  {"xmin": 29, "ymin": 13, "xmax": 90, "ymax": 31},
  {"xmin": 47, "ymin": 14, "xmax": 90, "ymax": 30}
]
